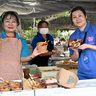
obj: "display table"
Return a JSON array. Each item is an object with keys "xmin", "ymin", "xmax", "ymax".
[
  {"xmin": 55, "ymin": 60, "xmax": 77, "ymax": 74},
  {"xmin": 38, "ymin": 66, "xmax": 60, "ymax": 78},
  {"xmin": 1, "ymin": 79, "xmax": 96, "ymax": 96},
  {"xmin": 49, "ymin": 55, "xmax": 70, "ymax": 66},
  {"xmin": 36, "ymin": 87, "xmax": 96, "ymax": 96},
  {"xmin": 36, "ymin": 79, "xmax": 96, "ymax": 96},
  {"xmin": 50, "ymin": 56, "xmax": 70, "ymax": 61},
  {"xmin": 76, "ymin": 79, "xmax": 96, "ymax": 88}
]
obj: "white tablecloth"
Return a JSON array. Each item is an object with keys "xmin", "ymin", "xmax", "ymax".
[
  {"xmin": 36, "ymin": 87, "xmax": 96, "ymax": 96},
  {"xmin": 36, "ymin": 79, "xmax": 96, "ymax": 96},
  {"xmin": 76, "ymin": 79, "xmax": 96, "ymax": 88},
  {"xmin": 0, "ymin": 90, "xmax": 34, "ymax": 96}
]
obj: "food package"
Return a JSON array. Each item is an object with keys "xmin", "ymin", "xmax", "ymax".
[
  {"xmin": 29, "ymin": 66, "xmax": 41, "ymax": 79},
  {"xmin": 37, "ymin": 41, "xmax": 48, "ymax": 53},
  {"xmin": 23, "ymin": 66, "xmax": 41, "ymax": 79},
  {"xmin": 0, "ymin": 80, "xmax": 23, "ymax": 92},
  {"xmin": 68, "ymin": 39, "xmax": 82, "ymax": 48},
  {"xmin": 57, "ymin": 68, "xmax": 78, "ymax": 88},
  {"xmin": 23, "ymin": 78, "xmax": 46, "ymax": 89},
  {"xmin": 42, "ymin": 76, "xmax": 58, "ymax": 88}
]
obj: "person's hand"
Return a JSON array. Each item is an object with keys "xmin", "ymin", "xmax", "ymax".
[
  {"xmin": 31, "ymin": 47, "xmax": 48, "ymax": 58},
  {"xmin": 78, "ymin": 44, "xmax": 90, "ymax": 50},
  {"xmin": 39, "ymin": 52, "xmax": 49, "ymax": 56},
  {"xmin": 39, "ymin": 49, "xmax": 57, "ymax": 56}
]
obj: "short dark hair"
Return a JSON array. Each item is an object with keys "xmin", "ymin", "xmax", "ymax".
[
  {"xmin": 70, "ymin": 6, "xmax": 86, "ymax": 24},
  {"xmin": 1, "ymin": 11, "xmax": 19, "ymax": 26},
  {"xmin": 37, "ymin": 20, "xmax": 49, "ymax": 28}
]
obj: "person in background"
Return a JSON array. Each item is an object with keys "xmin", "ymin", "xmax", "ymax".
[
  {"xmin": 0, "ymin": 11, "xmax": 44, "ymax": 80},
  {"xmin": 69, "ymin": 6, "xmax": 96, "ymax": 80},
  {"xmin": 60, "ymin": 38, "xmax": 68, "ymax": 52},
  {"xmin": 54, "ymin": 36, "xmax": 60, "ymax": 45},
  {"xmin": 30, "ymin": 20, "xmax": 57, "ymax": 66}
]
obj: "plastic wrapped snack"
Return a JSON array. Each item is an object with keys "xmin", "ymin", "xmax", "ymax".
[
  {"xmin": 37, "ymin": 42, "xmax": 48, "ymax": 53},
  {"xmin": 68, "ymin": 39, "xmax": 82, "ymax": 48}
]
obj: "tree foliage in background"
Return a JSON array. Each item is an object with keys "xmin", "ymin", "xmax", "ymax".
[
  {"xmin": 23, "ymin": 27, "xmax": 37, "ymax": 41},
  {"xmin": 22, "ymin": 11, "xmax": 71, "ymax": 40}
]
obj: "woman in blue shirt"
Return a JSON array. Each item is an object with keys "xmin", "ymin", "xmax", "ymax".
[{"xmin": 69, "ymin": 6, "xmax": 96, "ymax": 80}]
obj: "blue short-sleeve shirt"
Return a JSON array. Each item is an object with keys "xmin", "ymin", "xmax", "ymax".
[
  {"xmin": 0, "ymin": 31, "xmax": 31, "ymax": 57},
  {"xmin": 69, "ymin": 23, "xmax": 96, "ymax": 79}
]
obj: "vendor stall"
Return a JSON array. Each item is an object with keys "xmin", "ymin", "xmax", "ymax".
[{"xmin": 0, "ymin": 64, "xmax": 96, "ymax": 96}]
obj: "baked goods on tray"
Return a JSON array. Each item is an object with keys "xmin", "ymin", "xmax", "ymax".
[
  {"xmin": 0, "ymin": 80, "xmax": 22, "ymax": 92},
  {"xmin": 68, "ymin": 39, "xmax": 82, "ymax": 48}
]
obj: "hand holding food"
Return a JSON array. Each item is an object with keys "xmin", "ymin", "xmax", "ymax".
[
  {"xmin": 78, "ymin": 44, "xmax": 90, "ymax": 50},
  {"xmin": 31, "ymin": 45, "xmax": 48, "ymax": 58}
]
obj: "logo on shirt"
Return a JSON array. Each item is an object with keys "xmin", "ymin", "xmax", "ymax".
[{"xmin": 87, "ymin": 36, "xmax": 94, "ymax": 42}]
